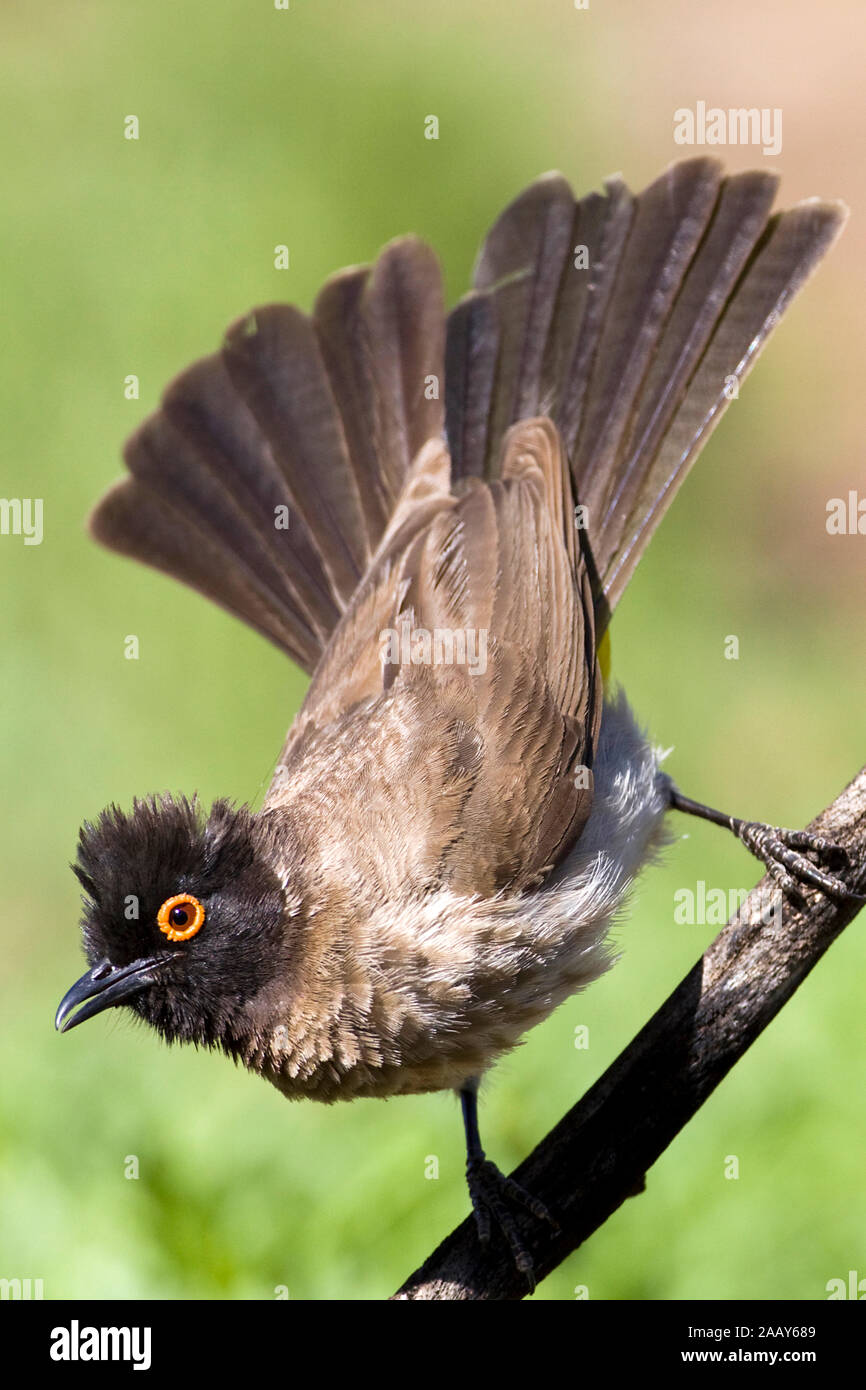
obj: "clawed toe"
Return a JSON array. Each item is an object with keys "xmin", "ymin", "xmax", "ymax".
[
  {"xmin": 737, "ymin": 822, "xmax": 858, "ymax": 900},
  {"xmin": 668, "ymin": 786, "xmax": 863, "ymax": 903},
  {"xmin": 466, "ymin": 1155, "xmax": 559, "ymax": 1291}
]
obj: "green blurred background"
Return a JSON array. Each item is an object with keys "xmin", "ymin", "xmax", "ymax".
[{"xmin": 1, "ymin": 0, "xmax": 864, "ymax": 1301}]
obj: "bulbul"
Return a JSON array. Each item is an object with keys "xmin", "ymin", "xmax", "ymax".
[{"xmin": 57, "ymin": 158, "xmax": 852, "ymax": 1283}]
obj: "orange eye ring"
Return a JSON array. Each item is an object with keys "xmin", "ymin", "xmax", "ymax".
[{"xmin": 157, "ymin": 893, "xmax": 205, "ymax": 942}]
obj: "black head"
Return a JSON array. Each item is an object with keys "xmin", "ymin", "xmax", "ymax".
[{"xmin": 56, "ymin": 794, "xmax": 289, "ymax": 1052}]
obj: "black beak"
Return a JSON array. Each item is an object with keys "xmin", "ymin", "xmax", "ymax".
[{"xmin": 55, "ymin": 956, "xmax": 164, "ymax": 1033}]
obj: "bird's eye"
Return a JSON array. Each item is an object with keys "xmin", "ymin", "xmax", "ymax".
[{"xmin": 157, "ymin": 893, "xmax": 205, "ymax": 942}]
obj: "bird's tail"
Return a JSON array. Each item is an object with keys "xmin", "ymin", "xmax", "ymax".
[
  {"xmin": 90, "ymin": 237, "xmax": 447, "ymax": 674},
  {"xmin": 445, "ymin": 157, "xmax": 846, "ymax": 626},
  {"xmin": 90, "ymin": 160, "xmax": 846, "ymax": 667}
]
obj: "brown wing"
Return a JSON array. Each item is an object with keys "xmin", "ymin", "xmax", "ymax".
[{"xmin": 266, "ymin": 418, "xmax": 601, "ymax": 893}]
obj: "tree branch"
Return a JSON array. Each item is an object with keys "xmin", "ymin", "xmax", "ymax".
[{"xmin": 393, "ymin": 765, "xmax": 866, "ymax": 1300}]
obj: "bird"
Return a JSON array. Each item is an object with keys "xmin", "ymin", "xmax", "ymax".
[{"xmin": 56, "ymin": 157, "xmax": 853, "ymax": 1286}]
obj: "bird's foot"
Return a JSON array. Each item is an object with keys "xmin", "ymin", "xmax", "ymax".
[
  {"xmin": 666, "ymin": 784, "xmax": 861, "ymax": 903},
  {"xmin": 734, "ymin": 820, "xmax": 855, "ymax": 901},
  {"xmin": 466, "ymin": 1153, "xmax": 559, "ymax": 1292}
]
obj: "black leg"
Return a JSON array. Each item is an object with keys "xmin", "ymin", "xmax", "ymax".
[
  {"xmin": 667, "ymin": 783, "xmax": 859, "ymax": 900},
  {"xmin": 460, "ymin": 1080, "xmax": 485, "ymax": 1162},
  {"xmin": 458, "ymin": 1077, "xmax": 558, "ymax": 1292}
]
